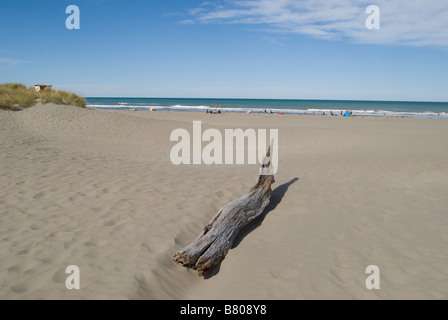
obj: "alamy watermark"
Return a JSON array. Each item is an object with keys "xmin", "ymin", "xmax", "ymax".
[
  {"xmin": 170, "ymin": 121, "xmax": 278, "ymax": 175},
  {"xmin": 365, "ymin": 265, "xmax": 380, "ymax": 289},
  {"xmin": 64, "ymin": 5, "xmax": 378, "ymax": 31},
  {"xmin": 65, "ymin": 265, "xmax": 80, "ymax": 289},
  {"xmin": 366, "ymin": 5, "xmax": 380, "ymax": 30},
  {"xmin": 66, "ymin": 5, "xmax": 80, "ymax": 30}
]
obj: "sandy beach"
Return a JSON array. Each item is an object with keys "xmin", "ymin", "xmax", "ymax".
[{"xmin": 1, "ymin": 103, "xmax": 447, "ymax": 300}]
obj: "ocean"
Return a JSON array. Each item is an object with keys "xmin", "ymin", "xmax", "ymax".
[{"xmin": 86, "ymin": 98, "xmax": 448, "ymax": 119}]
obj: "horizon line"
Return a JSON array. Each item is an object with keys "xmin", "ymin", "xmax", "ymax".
[{"xmin": 84, "ymin": 97, "xmax": 448, "ymax": 104}]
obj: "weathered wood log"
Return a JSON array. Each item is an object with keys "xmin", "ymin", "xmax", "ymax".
[{"xmin": 172, "ymin": 144, "xmax": 275, "ymax": 276}]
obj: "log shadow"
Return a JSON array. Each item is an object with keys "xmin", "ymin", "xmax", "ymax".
[
  {"xmin": 203, "ymin": 262, "xmax": 222, "ymax": 279},
  {"xmin": 203, "ymin": 177, "xmax": 299, "ymax": 279},
  {"xmin": 232, "ymin": 177, "xmax": 299, "ymax": 249}
]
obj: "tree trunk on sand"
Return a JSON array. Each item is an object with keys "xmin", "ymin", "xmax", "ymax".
[{"xmin": 172, "ymin": 145, "xmax": 275, "ymax": 276}]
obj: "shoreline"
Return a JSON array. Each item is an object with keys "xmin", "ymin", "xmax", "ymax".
[
  {"xmin": 85, "ymin": 97, "xmax": 448, "ymax": 120},
  {"xmin": 93, "ymin": 106, "xmax": 448, "ymax": 120}
]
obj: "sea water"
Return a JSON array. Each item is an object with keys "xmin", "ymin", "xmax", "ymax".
[{"xmin": 86, "ymin": 98, "xmax": 448, "ymax": 119}]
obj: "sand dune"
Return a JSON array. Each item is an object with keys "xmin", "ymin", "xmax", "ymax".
[{"xmin": 1, "ymin": 103, "xmax": 447, "ymax": 299}]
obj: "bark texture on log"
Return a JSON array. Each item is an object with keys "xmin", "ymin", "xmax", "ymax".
[{"xmin": 172, "ymin": 146, "xmax": 274, "ymax": 276}]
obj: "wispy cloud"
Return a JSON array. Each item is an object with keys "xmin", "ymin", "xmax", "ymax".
[
  {"xmin": 262, "ymin": 36, "xmax": 285, "ymax": 46},
  {"xmin": 0, "ymin": 57, "xmax": 34, "ymax": 65},
  {"xmin": 187, "ymin": 0, "xmax": 448, "ymax": 48},
  {"xmin": 179, "ymin": 19, "xmax": 196, "ymax": 25},
  {"xmin": 0, "ymin": 49, "xmax": 34, "ymax": 65}
]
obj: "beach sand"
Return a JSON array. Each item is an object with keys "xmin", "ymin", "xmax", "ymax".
[{"xmin": 1, "ymin": 103, "xmax": 447, "ymax": 299}]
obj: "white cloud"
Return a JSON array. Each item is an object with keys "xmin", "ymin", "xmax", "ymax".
[
  {"xmin": 179, "ymin": 19, "xmax": 196, "ymax": 25},
  {"xmin": 188, "ymin": 0, "xmax": 448, "ymax": 47}
]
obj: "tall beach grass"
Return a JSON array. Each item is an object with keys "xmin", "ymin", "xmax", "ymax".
[{"xmin": 0, "ymin": 83, "xmax": 86, "ymax": 110}]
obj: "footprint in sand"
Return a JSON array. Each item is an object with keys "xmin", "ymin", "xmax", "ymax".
[
  {"xmin": 8, "ymin": 265, "xmax": 21, "ymax": 276},
  {"xmin": 103, "ymin": 216, "xmax": 125, "ymax": 227},
  {"xmin": 85, "ymin": 238, "xmax": 109, "ymax": 247},
  {"xmin": 11, "ymin": 283, "xmax": 27, "ymax": 294},
  {"xmin": 30, "ymin": 221, "xmax": 46, "ymax": 230},
  {"xmin": 52, "ymin": 267, "xmax": 68, "ymax": 283},
  {"xmin": 215, "ymin": 191, "xmax": 224, "ymax": 197},
  {"xmin": 68, "ymin": 192, "xmax": 86, "ymax": 202},
  {"xmin": 17, "ymin": 248, "xmax": 31, "ymax": 255},
  {"xmin": 102, "ymin": 186, "xmax": 120, "ymax": 194},
  {"xmin": 33, "ymin": 192, "xmax": 45, "ymax": 200}
]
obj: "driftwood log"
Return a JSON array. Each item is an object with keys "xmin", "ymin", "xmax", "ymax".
[{"xmin": 172, "ymin": 144, "xmax": 275, "ymax": 276}]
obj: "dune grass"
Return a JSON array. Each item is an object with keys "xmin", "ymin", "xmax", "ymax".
[{"xmin": 0, "ymin": 83, "xmax": 86, "ymax": 110}]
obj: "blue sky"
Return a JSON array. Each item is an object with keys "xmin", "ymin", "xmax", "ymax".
[{"xmin": 1, "ymin": 0, "xmax": 447, "ymax": 101}]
